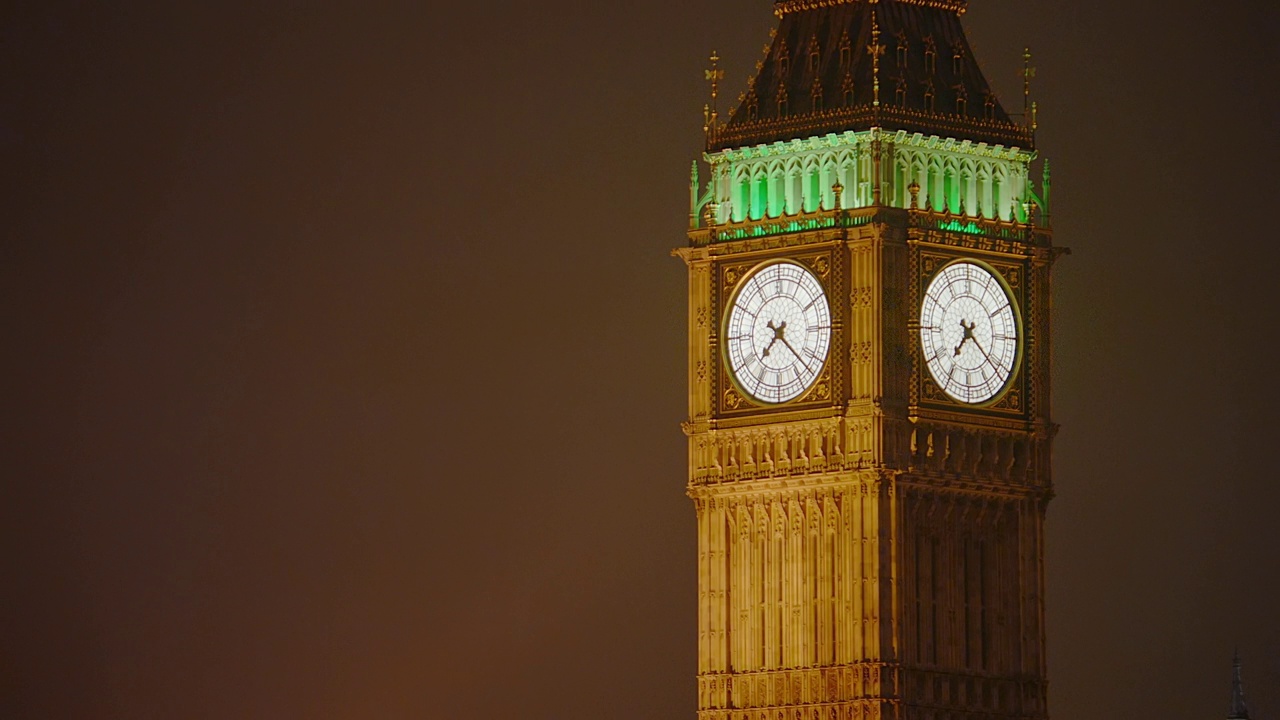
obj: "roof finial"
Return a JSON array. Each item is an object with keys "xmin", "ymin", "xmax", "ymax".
[
  {"xmin": 1229, "ymin": 650, "xmax": 1250, "ymax": 720},
  {"xmin": 1021, "ymin": 47, "xmax": 1036, "ymax": 130},
  {"xmin": 868, "ymin": 8, "xmax": 886, "ymax": 108},
  {"xmin": 703, "ymin": 50, "xmax": 725, "ymax": 144}
]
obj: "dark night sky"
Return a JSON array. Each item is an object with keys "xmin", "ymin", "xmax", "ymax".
[{"xmin": 3, "ymin": 1, "xmax": 1278, "ymax": 718}]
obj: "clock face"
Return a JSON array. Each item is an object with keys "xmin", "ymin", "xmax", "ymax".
[
  {"xmin": 919, "ymin": 262, "xmax": 1019, "ymax": 404},
  {"xmin": 725, "ymin": 261, "xmax": 831, "ymax": 404}
]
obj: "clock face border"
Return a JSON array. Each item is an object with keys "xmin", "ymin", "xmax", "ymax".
[
  {"xmin": 722, "ymin": 260, "xmax": 832, "ymax": 405},
  {"xmin": 714, "ymin": 251, "xmax": 842, "ymax": 417},
  {"xmin": 915, "ymin": 253, "xmax": 1027, "ymax": 415}
]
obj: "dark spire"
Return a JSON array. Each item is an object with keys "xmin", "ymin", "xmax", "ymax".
[
  {"xmin": 711, "ymin": 0, "xmax": 1031, "ymax": 151},
  {"xmin": 1229, "ymin": 650, "xmax": 1250, "ymax": 720}
]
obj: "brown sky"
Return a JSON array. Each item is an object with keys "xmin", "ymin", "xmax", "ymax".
[{"xmin": 3, "ymin": 1, "xmax": 1278, "ymax": 718}]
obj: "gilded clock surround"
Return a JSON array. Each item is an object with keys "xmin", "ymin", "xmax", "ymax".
[
  {"xmin": 915, "ymin": 256, "xmax": 1024, "ymax": 410},
  {"xmin": 717, "ymin": 250, "xmax": 844, "ymax": 415}
]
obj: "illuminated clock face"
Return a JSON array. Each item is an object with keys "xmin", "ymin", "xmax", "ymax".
[
  {"xmin": 725, "ymin": 261, "xmax": 831, "ymax": 404},
  {"xmin": 920, "ymin": 262, "xmax": 1019, "ymax": 404}
]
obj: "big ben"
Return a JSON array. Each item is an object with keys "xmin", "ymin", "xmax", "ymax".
[{"xmin": 675, "ymin": 1, "xmax": 1064, "ymax": 719}]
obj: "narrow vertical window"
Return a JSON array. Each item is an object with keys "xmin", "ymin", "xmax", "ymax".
[
  {"xmin": 963, "ymin": 539, "xmax": 972, "ymax": 667},
  {"xmin": 915, "ymin": 534, "xmax": 925, "ymax": 662},
  {"xmin": 980, "ymin": 540, "xmax": 989, "ymax": 670},
  {"xmin": 931, "ymin": 537, "xmax": 940, "ymax": 665}
]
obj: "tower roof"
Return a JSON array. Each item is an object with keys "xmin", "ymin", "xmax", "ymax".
[
  {"xmin": 1229, "ymin": 651, "xmax": 1250, "ymax": 720},
  {"xmin": 710, "ymin": 0, "xmax": 1031, "ymax": 151}
]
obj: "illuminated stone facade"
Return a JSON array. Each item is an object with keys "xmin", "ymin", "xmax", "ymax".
[
  {"xmin": 707, "ymin": 131, "xmax": 1034, "ymax": 225},
  {"xmin": 676, "ymin": 2, "xmax": 1064, "ymax": 719}
]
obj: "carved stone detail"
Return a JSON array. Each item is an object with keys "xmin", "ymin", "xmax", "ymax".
[{"xmin": 850, "ymin": 286, "xmax": 873, "ymax": 309}]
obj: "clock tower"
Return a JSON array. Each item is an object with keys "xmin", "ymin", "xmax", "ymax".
[{"xmin": 675, "ymin": 2, "xmax": 1064, "ymax": 720}]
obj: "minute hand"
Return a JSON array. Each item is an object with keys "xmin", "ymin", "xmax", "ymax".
[
  {"xmin": 780, "ymin": 337, "xmax": 812, "ymax": 371},
  {"xmin": 971, "ymin": 337, "xmax": 995, "ymax": 365}
]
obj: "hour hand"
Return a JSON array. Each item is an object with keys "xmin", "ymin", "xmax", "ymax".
[{"xmin": 762, "ymin": 319, "xmax": 787, "ymax": 358}]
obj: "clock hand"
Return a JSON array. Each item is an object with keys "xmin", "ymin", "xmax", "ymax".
[
  {"xmin": 954, "ymin": 319, "xmax": 978, "ymax": 356},
  {"xmin": 762, "ymin": 319, "xmax": 787, "ymax": 359},
  {"xmin": 779, "ymin": 336, "xmax": 811, "ymax": 371},
  {"xmin": 972, "ymin": 339, "xmax": 1003, "ymax": 376},
  {"xmin": 971, "ymin": 335, "xmax": 990, "ymax": 359}
]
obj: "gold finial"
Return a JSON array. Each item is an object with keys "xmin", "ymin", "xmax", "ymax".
[
  {"xmin": 1021, "ymin": 47, "xmax": 1036, "ymax": 129},
  {"xmin": 832, "ymin": 182, "xmax": 844, "ymax": 211},
  {"xmin": 908, "ymin": 181, "xmax": 921, "ymax": 210},
  {"xmin": 868, "ymin": 10, "xmax": 886, "ymax": 108},
  {"xmin": 704, "ymin": 50, "xmax": 725, "ymax": 141}
]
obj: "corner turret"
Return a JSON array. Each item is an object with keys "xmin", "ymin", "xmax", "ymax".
[{"xmin": 1229, "ymin": 651, "xmax": 1250, "ymax": 720}]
